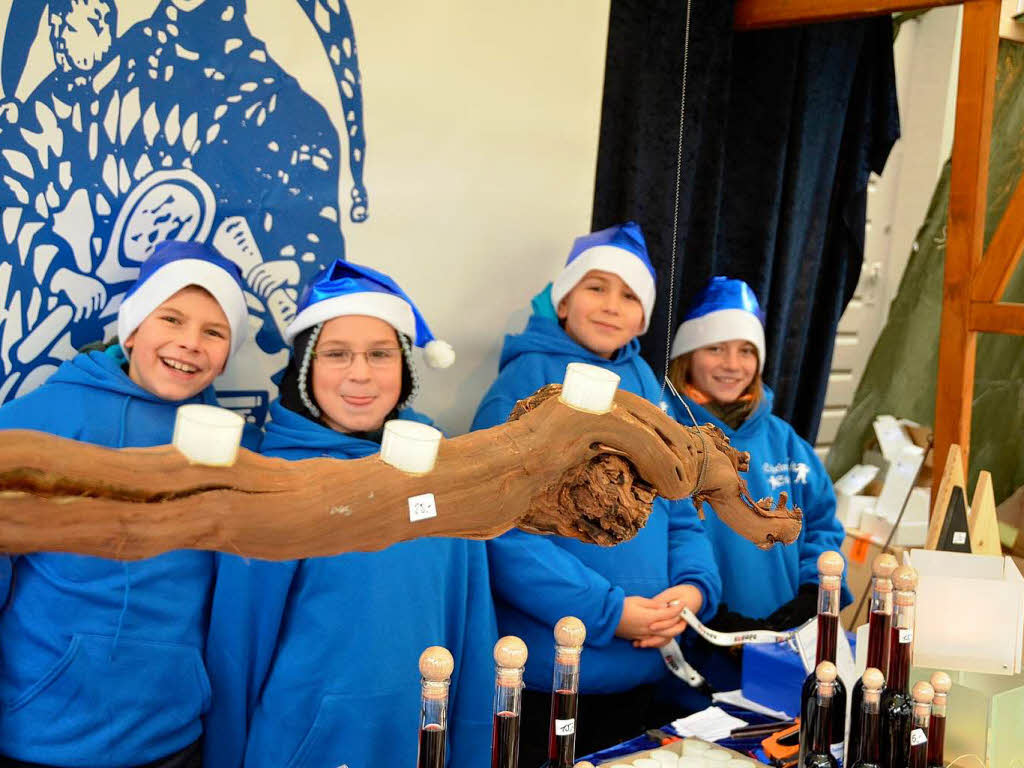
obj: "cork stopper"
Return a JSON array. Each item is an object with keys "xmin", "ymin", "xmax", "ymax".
[
  {"xmin": 892, "ymin": 564, "xmax": 918, "ymax": 591},
  {"xmin": 912, "ymin": 681, "xmax": 935, "ymax": 705},
  {"xmin": 419, "ymin": 646, "xmax": 454, "ymax": 682},
  {"xmin": 554, "ymin": 616, "xmax": 586, "ymax": 648},
  {"xmin": 816, "ymin": 660, "xmax": 838, "ymax": 683},
  {"xmin": 574, "ymin": 763, "xmax": 596, "ymax": 768},
  {"xmin": 872, "ymin": 553, "xmax": 899, "ymax": 592},
  {"xmin": 817, "ymin": 551, "xmax": 845, "ymax": 576},
  {"xmin": 494, "ymin": 636, "xmax": 528, "ymax": 669},
  {"xmin": 931, "ymin": 671, "xmax": 952, "ymax": 697},
  {"xmin": 892, "ymin": 564, "xmax": 919, "ymax": 606},
  {"xmin": 862, "ymin": 667, "xmax": 885, "ymax": 692},
  {"xmin": 872, "ymin": 552, "xmax": 899, "ymax": 577}
]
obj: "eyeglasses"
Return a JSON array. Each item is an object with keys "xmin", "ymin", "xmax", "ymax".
[{"xmin": 312, "ymin": 348, "xmax": 402, "ymax": 369}]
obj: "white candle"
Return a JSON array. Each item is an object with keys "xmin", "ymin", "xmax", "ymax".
[
  {"xmin": 173, "ymin": 404, "xmax": 244, "ymax": 466},
  {"xmin": 380, "ymin": 419, "xmax": 443, "ymax": 474},
  {"xmin": 560, "ymin": 362, "xmax": 620, "ymax": 413}
]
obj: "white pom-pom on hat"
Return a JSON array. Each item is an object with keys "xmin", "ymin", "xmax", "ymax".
[{"xmin": 424, "ymin": 339, "xmax": 455, "ymax": 369}]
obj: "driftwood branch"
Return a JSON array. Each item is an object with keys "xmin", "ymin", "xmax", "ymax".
[{"xmin": 0, "ymin": 385, "xmax": 801, "ymax": 561}]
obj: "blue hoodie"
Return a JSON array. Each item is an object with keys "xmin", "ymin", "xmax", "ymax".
[
  {"xmin": 667, "ymin": 388, "xmax": 852, "ymax": 619},
  {"xmin": 203, "ymin": 400, "xmax": 497, "ymax": 768},
  {"xmin": 470, "ymin": 294, "xmax": 721, "ymax": 694},
  {"xmin": 0, "ymin": 349, "xmax": 232, "ymax": 767}
]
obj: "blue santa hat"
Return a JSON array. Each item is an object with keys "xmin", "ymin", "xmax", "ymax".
[
  {"xmin": 550, "ymin": 221, "xmax": 657, "ymax": 332},
  {"xmin": 284, "ymin": 259, "xmax": 455, "ymax": 369},
  {"xmin": 118, "ymin": 240, "xmax": 250, "ymax": 358},
  {"xmin": 670, "ymin": 276, "xmax": 766, "ymax": 372}
]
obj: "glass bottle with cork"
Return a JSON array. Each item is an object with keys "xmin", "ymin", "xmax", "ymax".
[
  {"xmin": 848, "ymin": 553, "xmax": 897, "ymax": 765},
  {"xmin": 879, "ymin": 564, "xmax": 919, "ymax": 768},
  {"xmin": 543, "ymin": 617, "xmax": 586, "ymax": 768},
  {"xmin": 926, "ymin": 671, "xmax": 951, "ymax": 768},
  {"xmin": 849, "ymin": 668, "xmax": 884, "ymax": 768},
  {"xmin": 802, "ymin": 661, "xmax": 842, "ymax": 768},
  {"xmin": 907, "ymin": 681, "xmax": 934, "ymax": 768},
  {"xmin": 798, "ymin": 551, "xmax": 848, "ymax": 766},
  {"xmin": 416, "ymin": 646, "xmax": 453, "ymax": 768},
  {"xmin": 491, "ymin": 636, "xmax": 528, "ymax": 768}
]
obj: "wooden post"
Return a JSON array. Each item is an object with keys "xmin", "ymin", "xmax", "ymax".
[{"xmin": 933, "ymin": 0, "xmax": 1001, "ymax": 496}]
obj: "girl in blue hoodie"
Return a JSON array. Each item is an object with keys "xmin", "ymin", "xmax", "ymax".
[
  {"xmin": 203, "ymin": 259, "xmax": 496, "ymax": 768},
  {"xmin": 471, "ymin": 223, "xmax": 722, "ymax": 762},
  {"xmin": 665, "ymin": 277, "xmax": 850, "ymax": 690},
  {"xmin": 0, "ymin": 241, "xmax": 252, "ymax": 768}
]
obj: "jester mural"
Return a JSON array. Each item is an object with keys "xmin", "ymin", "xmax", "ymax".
[{"xmin": 0, "ymin": 0, "xmax": 369, "ymax": 423}]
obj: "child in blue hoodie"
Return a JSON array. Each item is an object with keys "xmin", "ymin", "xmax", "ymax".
[
  {"xmin": 665, "ymin": 277, "xmax": 850, "ymax": 690},
  {"xmin": 202, "ymin": 259, "xmax": 496, "ymax": 768},
  {"xmin": 0, "ymin": 241, "xmax": 251, "ymax": 768},
  {"xmin": 471, "ymin": 222, "xmax": 722, "ymax": 761}
]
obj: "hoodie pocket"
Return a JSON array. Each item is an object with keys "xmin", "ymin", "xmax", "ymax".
[
  {"xmin": 285, "ymin": 692, "xmax": 420, "ymax": 768},
  {"xmin": 5, "ymin": 633, "xmax": 211, "ymax": 752}
]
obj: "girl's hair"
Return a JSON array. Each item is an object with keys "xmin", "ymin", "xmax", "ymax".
[{"xmin": 667, "ymin": 348, "xmax": 763, "ymax": 409}]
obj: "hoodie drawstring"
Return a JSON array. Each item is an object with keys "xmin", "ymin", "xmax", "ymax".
[{"xmin": 112, "ymin": 395, "xmax": 132, "ymax": 656}]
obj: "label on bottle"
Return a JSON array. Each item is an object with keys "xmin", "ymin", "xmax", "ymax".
[
  {"xmin": 830, "ymin": 742, "xmax": 844, "ymax": 765},
  {"xmin": 899, "ymin": 628, "xmax": 913, "ymax": 643},
  {"xmin": 408, "ymin": 493, "xmax": 437, "ymax": 522},
  {"xmin": 910, "ymin": 728, "xmax": 928, "ymax": 746},
  {"xmin": 554, "ymin": 718, "xmax": 575, "ymax": 736}
]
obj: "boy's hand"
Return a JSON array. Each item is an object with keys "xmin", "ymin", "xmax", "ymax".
[
  {"xmin": 630, "ymin": 584, "xmax": 704, "ymax": 649},
  {"xmin": 615, "ymin": 596, "xmax": 681, "ymax": 641}
]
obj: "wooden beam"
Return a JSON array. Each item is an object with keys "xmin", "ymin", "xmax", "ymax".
[
  {"xmin": 970, "ymin": 301, "xmax": 1024, "ymax": 334},
  {"xmin": 734, "ymin": 0, "xmax": 966, "ymax": 30},
  {"xmin": 972, "ymin": 171, "xmax": 1024, "ymax": 302},
  {"xmin": 934, "ymin": 0, "xmax": 1001, "ymax": 490}
]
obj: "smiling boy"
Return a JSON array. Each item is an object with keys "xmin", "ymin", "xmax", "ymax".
[
  {"xmin": 471, "ymin": 222, "xmax": 722, "ymax": 761},
  {"xmin": 0, "ymin": 241, "xmax": 250, "ymax": 768}
]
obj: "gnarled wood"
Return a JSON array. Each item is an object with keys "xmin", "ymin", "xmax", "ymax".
[{"xmin": 0, "ymin": 386, "xmax": 802, "ymax": 561}]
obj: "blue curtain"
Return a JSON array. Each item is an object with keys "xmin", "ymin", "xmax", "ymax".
[{"xmin": 592, "ymin": 0, "xmax": 900, "ymax": 441}]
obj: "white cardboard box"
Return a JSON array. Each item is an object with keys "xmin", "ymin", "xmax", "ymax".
[{"xmin": 910, "ymin": 549, "xmax": 1024, "ymax": 676}]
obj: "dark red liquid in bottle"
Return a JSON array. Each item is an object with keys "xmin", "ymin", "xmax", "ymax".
[
  {"xmin": 927, "ymin": 717, "xmax": 945, "ymax": 768},
  {"xmin": 867, "ymin": 610, "xmax": 892, "ymax": 675},
  {"xmin": 850, "ymin": 710, "xmax": 882, "ymax": 768},
  {"xmin": 491, "ymin": 710, "xmax": 520, "ymax": 768},
  {"xmin": 545, "ymin": 689, "xmax": 578, "ymax": 768},
  {"xmin": 848, "ymin": 610, "xmax": 891, "ymax": 764},
  {"xmin": 817, "ymin": 612, "xmax": 839, "ymax": 665},
  {"xmin": 800, "ymin": 614, "xmax": 846, "ymax": 762},
  {"xmin": 881, "ymin": 625, "xmax": 914, "ymax": 768},
  {"xmin": 417, "ymin": 723, "xmax": 445, "ymax": 768},
  {"xmin": 909, "ymin": 731, "xmax": 928, "ymax": 768},
  {"xmin": 802, "ymin": 695, "xmax": 839, "ymax": 768}
]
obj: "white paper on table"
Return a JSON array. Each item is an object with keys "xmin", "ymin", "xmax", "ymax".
[
  {"xmin": 711, "ymin": 689, "xmax": 793, "ymax": 720},
  {"xmin": 670, "ymin": 706, "xmax": 748, "ymax": 741}
]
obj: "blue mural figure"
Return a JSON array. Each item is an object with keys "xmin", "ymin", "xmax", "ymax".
[{"xmin": 0, "ymin": 0, "xmax": 369, "ymax": 419}]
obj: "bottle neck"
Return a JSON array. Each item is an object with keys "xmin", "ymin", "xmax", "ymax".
[
  {"xmin": 494, "ymin": 667, "xmax": 523, "ymax": 717},
  {"xmin": 815, "ymin": 581, "xmax": 841, "ymax": 664},
  {"xmin": 931, "ymin": 693, "xmax": 947, "ymax": 719},
  {"xmin": 887, "ymin": 593, "xmax": 916, "ymax": 692},
  {"xmin": 420, "ymin": 680, "xmax": 449, "ymax": 731},
  {"xmin": 551, "ymin": 648, "xmax": 580, "ymax": 694},
  {"xmin": 812, "ymin": 682, "xmax": 836, "ymax": 752},
  {"xmin": 866, "ymin": 581, "xmax": 893, "ymax": 669},
  {"xmin": 858, "ymin": 696, "xmax": 882, "ymax": 762}
]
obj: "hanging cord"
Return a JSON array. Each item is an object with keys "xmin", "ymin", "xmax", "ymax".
[
  {"xmin": 659, "ymin": 0, "xmax": 693, "ymax": 404},
  {"xmin": 665, "ymin": 375, "xmax": 709, "ymax": 499}
]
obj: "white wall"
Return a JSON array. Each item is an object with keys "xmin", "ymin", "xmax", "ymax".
[{"xmin": 250, "ymin": 1, "xmax": 611, "ymax": 434}]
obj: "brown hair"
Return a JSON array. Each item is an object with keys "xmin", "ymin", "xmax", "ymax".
[{"xmin": 667, "ymin": 349, "xmax": 763, "ymax": 409}]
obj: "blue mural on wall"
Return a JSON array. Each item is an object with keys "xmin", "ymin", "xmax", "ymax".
[{"xmin": 0, "ymin": 0, "xmax": 369, "ymax": 422}]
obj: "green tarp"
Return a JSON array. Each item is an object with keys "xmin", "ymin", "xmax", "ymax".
[{"xmin": 826, "ymin": 40, "xmax": 1024, "ymax": 503}]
